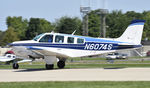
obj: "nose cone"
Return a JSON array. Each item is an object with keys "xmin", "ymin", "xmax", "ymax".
[
  {"xmin": 8, "ymin": 41, "xmax": 19, "ymax": 46},
  {"xmin": 8, "ymin": 42, "xmax": 15, "ymax": 46}
]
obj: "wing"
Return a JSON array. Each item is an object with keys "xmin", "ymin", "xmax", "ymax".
[
  {"xmin": 0, "ymin": 56, "xmax": 32, "ymax": 63},
  {"xmin": 0, "ymin": 57, "xmax": 15, "ymax": 62}
]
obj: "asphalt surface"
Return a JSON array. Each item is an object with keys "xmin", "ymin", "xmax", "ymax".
[{"xmin": 1, "ymin": 68, "xmax": 150, "ymax": 82}]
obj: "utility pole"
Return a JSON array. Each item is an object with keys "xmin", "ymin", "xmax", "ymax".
[
  {"xmin": 97, "ymin": 9, "xmax": 108, "ymax": 38},
  {"xmin": 80, "ymin": 6, "xmax": 91, "ymax": 36}
]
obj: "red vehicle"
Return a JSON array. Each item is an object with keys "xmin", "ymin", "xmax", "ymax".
[{"xmin": 147, "ymin": 51, "xmax": 150, "ymax": 56}]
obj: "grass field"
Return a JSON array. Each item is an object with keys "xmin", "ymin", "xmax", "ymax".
[
  {"xmin": 1, "ymin": 63, "xmax": 150, "ymax": 69},
  {"xmin": 0, "ymin": 57, "xmax": 150, "ymax": 69},
  {"xmin": 0, "ymin": 81, "xmax": 150, "ymax": 88}
]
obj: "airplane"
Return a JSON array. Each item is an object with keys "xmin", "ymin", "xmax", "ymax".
[{"xmin": 0, "ymin": 20, "xmax": 145, "ymax": 69}]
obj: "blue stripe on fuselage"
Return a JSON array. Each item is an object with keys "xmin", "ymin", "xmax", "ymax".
[{"xmin": 10, "ymin": 42, "xmax": 141, "ymax": 51}]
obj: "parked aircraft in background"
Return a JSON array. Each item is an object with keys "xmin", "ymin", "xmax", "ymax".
[{"xmin": 0, "ymin": 20, "xmax": 145, "ymax": 69}]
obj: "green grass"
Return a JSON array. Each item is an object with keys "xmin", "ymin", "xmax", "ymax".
[
  {"xmin": 66, "ymin": 63, "xmax": 150, "ymax": 68},
  {"xmin": 0, "ymin": 81, "xmax": 150, "ymax": 88},
  {"xmin": 1, "ymin": 63, "xmax": 150, "ymax": 69},
  {"xmin": 0, "ymin": 56, "xmax": 150, "ymax": 69},
  {"xmin": 0, "ymin": 64, "xmax": 45, "ymax": 69}
]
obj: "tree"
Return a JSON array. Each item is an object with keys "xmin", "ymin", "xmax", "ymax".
[
  {"xmin": 143, "ymin": 11, "xmax": 150, "ymax": 40},
  {"xmin": 0, "ymin": 30, "xmax": 4, "ymax": 46},
  {"xmin": 2, "ymin": 27, "xmax": 19, "ymax": 46},
  {"xmin": 106, "ymin": 10, "xmax": 145, "ymax": 38},
  {"xmin": 88, "ymin": 10, "xmax": 145, "ymax": 38},
  {"xmin": 106, "ymin": 10, "xmax": 129, "ymax": 38},
  {"xmin": 125, "ymin": 11, "xmax": 143, "ymax": 19},
  {"xmin": 25, "ymin": 18, "xmax": 54, "ymax": 40},
  {"xmin": 55, "ymin": 16, "xmax": 82, "ymax": 35},
  {"xmin": 6, "ymin": 16, "xmax": 28, "ymax": 40},
  {"xmin": 88, "ymin": 10, "xmax": 101, "ymax": 37}
]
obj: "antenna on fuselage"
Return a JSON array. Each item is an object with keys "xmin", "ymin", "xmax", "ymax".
[
  {"xmin": 50, "ymin": 31, "xmax": 55, "ymax": 33},
  {"xmin": 72, "ymin": 30, "xmax": 76, "ymax": 35}
]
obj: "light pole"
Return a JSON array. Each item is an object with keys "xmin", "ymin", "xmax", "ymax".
[
  {"xmin": 97, "ymin": 9, "xmax": 108, "ymax": 38},
  {"xmin": 80, "ymin": 6, "xmax": 91, "ymax": 36}
]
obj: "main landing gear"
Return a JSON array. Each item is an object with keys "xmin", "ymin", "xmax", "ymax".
[
  {"xmin": 57, "ymin": 61, "xmax": 65, "ymax": 69},
  {"xmin": 45, "ymin": 64, "xmax": 54, "ymax": 70},
  {"xmin": 45, "ymin": 61, "xmax": 66, "ymax": 70}
]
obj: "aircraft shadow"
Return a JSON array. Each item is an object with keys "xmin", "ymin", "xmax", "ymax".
[
  {"xmin": 13, "ymin": 67, "xmax": 126, "ymax": 72},
  {"xmin": 14, "ymin": 68, "xmax": 66, "ymax": 72},
  {"xmin": 14, "ymin": 68, "xmax": 46, "ymax": 72},
  {"xmin": 103, "ymin": 67, "xmax": 125, "ymax": 69}
]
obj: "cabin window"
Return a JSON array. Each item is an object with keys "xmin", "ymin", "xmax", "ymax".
[
  {"xmin": 55, "ymin": 35, "xmax": 64, "ymax": 43},
  {"xmin": 33, "ymin": 33, "xmax": 44, "ymax": 41},
  {"xmin": 77, "ymin": 38, "xmax": 84, "ymax": 44},
  {"xmin": 39, "ymin": 35, "xmax": 53, "ymax": 42},
  {"xmin": 67, "ymin": 37, "xmax": 74, "ymax": 43}
]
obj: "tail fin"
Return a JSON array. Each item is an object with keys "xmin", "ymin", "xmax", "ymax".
[{"xmin": 116, "ymin": 20, "xmax": 145, "ymax": 45}]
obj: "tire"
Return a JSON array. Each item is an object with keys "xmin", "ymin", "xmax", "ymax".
[
  {"xmin": 45, "ymin": 64, "xmax": 54, "ymax": 70},
  {"xmin": 13, "ymin": 63, "xmax": 19, "ymax": 69},
  {"xmin": 57, "ymin": 61, "xmax": 65, "ymax": 69}
]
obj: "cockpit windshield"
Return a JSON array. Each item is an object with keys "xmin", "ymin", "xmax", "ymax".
[{"xmin": 33, "ymin": 33, "xmax": 44, "ymax": 41}]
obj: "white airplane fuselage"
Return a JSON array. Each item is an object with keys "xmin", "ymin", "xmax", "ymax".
[{"xmin": 10, "ymin": 35, "xmax": 140, "ymax": 58}]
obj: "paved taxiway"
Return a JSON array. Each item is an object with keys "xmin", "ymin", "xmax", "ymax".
[{"xmin": 0, "ymin": 68, "xmax": 150, "ymax": 82}]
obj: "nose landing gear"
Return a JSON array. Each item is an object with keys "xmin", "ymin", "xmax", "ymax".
[{"xmin": 13, "ymin": 63, "xmax": 19, "ymax": 69}]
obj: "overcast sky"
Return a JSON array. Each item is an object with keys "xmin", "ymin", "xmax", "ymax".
[{"xmin": 0, "ymin": 0, "xmax": 150, "ymax": 31}]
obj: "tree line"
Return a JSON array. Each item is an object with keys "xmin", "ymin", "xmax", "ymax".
[{"xmin": 0, "ymin": 10, "xmax": 150, "ymax": 46}]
